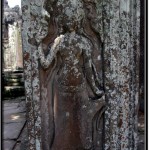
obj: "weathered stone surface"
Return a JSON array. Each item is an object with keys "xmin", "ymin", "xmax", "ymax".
[
  {"xmin": 13, "ymin": 125, "xmax": 28, "ymax": 150},
  {"xmin": 2, "ymin": 99, "xmax": 27, "ymax": 150},
  {"xmin": 137, "ymin": 111, "xmax": 144, "ymax": 150},
  {"xmin": 3, "ymin": 122, "xmax": 24, "ymax": 140},
  {"xmin": 3, "ymin": 113, "xmax": 26, "ymax": 123},
  {"xmin": 18, "ymin": 125, "xmax": 29, "ymax": 150},
  {"xmin": 22, "ymin": 0, "xmax": 140, "ymax": 149},
  {"xmin": 103, "ymin": 0, "xmax": 140, "ymax": 149},
  {"xmin": 3, "ymin": 100, "xmax": 26, "ymax": 114},
  {"xmin": 22, "ymin": 0, "xmax": 105, "ymax": 149},
  {"xmin": 3, "ymin": 100, "xmax": 26, "ymax": 140},
  {"xmin": 3, "ymin": 140, "xmax": 16, "ymax": 150}
]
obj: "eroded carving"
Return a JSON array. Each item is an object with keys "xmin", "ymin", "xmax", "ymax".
[{"xmin": 36, "ymin": 0, "xmax": 105, "ymax": 149}]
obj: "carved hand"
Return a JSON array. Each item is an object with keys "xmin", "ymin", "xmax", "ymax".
[
  {"xmin": 93, "ymin": 87, "xmax": 104, "ymax": 97},
  {"xmin": 37, "ymin": 35, "xmax": 64, "ymax": 69}
]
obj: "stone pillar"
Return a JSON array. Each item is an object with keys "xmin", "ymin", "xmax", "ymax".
[
  {"xmin": 3, "ymin": 3, "xmax": 23, "ymax": 71},
  {"xmin": 3, "ymin": 22, "xmax": 23, "ymax": 71},
  {"xmin": 21, "ymin": 0, "xmax": 140, "ymax": 150},
  {"xmin": 103, "ymin": 0, "xmax": 140, "ymax": 149},
  {"xmin": 21, "ymin": 0, "xmax": 42, "ymax": 149},
  {"xmin": 15, "ymin": 22, "xmax": 23, "ymax": 70}
]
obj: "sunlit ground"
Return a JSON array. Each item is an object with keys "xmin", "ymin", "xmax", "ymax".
[{"xmin": 11, "ymin": 114, "xmax": 20, "ymax": 121}]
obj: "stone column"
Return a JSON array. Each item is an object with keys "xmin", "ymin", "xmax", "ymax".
[
  {"xmin": 3, "ymin": 2, "xmax": 23, "ymax": 71},
  {"xmin": 15, "ymin": 22, "xmax": 23, "ymax": 70},
  {"xmin": 103, "ymin": 0, "xmax": 140, "ymax": 149},
  {"xmin": 22, "ymin": 0, "xmax": 43, "ymax": 149}
]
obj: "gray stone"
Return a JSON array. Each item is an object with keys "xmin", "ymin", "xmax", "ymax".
[
  {"xmin": 3, "ymin": 101, "xmax": 26, "ymax": 112},
  {"xmin": 3, "ymin": 112, "xmax": 26, "ymax": 123},
  {"xmin": 3, "ymin": 122, "xmax": 25, "ymax": 140},
  {"xmin": 2, "ymin": 99, "xmax": 27, "ymax": 150},
  {"xmin": 3, "ymin": 140, "xmax": 16, "ymax": 150},
  {"xmin": 13, "ymin": 142, "xmax": 21, "ymax": 150},
  {"xmin": 3, "ymin": 104, "xmax": 26, "ymax": 114},
  {"xmin": 19, "ymin": 126, "xmax": 28, "ymax": 150},
  {"xmin": 3, "ymin": 101, "xmax": 26, "ymax": 124},
  {"xmin": 21, "ymin": 0, "xmax": 141, "ymax": 149}
]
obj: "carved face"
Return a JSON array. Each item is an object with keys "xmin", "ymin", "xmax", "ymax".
[{"xmin": 56, "ymin": 0, "xmax": 85, "ymax": 32}]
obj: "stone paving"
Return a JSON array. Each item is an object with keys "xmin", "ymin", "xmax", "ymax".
[
  {"xmin": 2, "ymin": 96, "xmax": 145, "ymax": 150},
  {"xmin": 2, "ymin": 97, "xmax": 28, "ymax": 150}
]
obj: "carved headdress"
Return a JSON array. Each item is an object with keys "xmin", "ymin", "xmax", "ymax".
[{"xmin": 55, "ymin": 0, "xmax": 85, "ymax": 32}]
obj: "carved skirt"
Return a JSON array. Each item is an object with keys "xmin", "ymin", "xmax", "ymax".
[
  {"xmin": 52, "ymin": 78, "xmax": 92, "ymax": 150},
  {"xmin": 51, "ymin": 79, "xmax": 105, "ymax": 150}
]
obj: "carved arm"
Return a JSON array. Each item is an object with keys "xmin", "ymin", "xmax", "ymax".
[
  {"xmin": 37, "ymin": 35, "xmax": 63, "ymax": 69},
  {"xmin": 83, "ymin": 44, "xmax": 103, "ymax": 97},
  {"xmin": 92, "ymin": 62, "xmax": 102, "ymax": 86}
]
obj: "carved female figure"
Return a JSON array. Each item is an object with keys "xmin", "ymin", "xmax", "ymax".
[{"xmin": 37, "ymin": 0, "xmax": 105, "ymax": 149}]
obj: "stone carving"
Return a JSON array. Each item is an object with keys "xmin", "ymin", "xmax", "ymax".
[
  {"xmin": 21, "ymin": 0, "xmax": 140, "ymax": 149},
  {"xmin": 36, "ymin": 0, "xmax": 106, "ymax": 149}
]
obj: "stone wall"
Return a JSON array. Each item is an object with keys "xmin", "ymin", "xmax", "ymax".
[{"xmin": 21, "ymin": 0, "xmax": 141, "ymax": 149}]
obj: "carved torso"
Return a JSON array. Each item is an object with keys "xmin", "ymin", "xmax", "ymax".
[{"xmin": 57, "ymin": 32, "xmax": 90, "ymax": 87}]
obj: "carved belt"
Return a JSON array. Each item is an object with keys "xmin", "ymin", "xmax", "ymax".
[{"xmin": 56, "ymin": 79, "xmax": 86, "ymax": 93}]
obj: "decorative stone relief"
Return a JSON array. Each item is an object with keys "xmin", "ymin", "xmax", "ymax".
[
  {"xmin": 21, "ymin": 0, "xmax": 140, "ymax": 149},
  {"xmin": 37, "ymin": 0, "xmax": 106, "ymax": 149}
]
